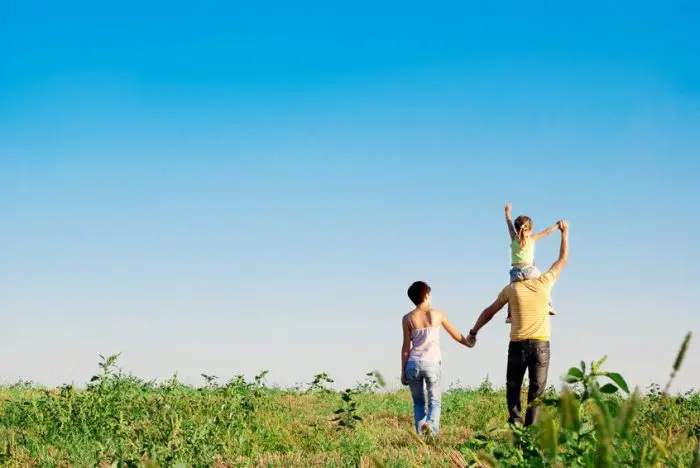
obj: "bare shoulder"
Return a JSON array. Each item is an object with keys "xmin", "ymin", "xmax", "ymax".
[{"xmin": 431, "ymin": 308, "xmax": 448, "ymax": 323}]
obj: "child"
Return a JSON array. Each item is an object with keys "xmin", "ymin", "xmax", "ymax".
[
  {"xmin": 401, "ymin": 281, "xmax": 472, "ymax": 437},
  {"xmin": 504, "ymin": 203, "xmax": 560, "ymax": 324}
]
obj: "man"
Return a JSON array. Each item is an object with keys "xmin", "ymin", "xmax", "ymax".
[{"xmin": 466, "ymin": 220, "xmax": 569, "ymax": 426}]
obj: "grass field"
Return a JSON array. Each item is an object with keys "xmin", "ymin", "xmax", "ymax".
[{"xmin": 0, "ymin": 335, "xmax": 698, "ymax": 467}]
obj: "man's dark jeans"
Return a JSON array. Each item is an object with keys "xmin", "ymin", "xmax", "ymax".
[{"xmin": 506, "ymin": 340, "xmax": 550, "ymax": 426}]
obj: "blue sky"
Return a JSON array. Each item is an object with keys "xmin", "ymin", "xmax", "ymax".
[{"xmin": 2, "ymin": 1, "xmax": 699, "ymax": 392}]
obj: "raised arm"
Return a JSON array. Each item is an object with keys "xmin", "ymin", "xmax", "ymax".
[
  {"xmin": 401, "ymin": 317, "xmax": 411, "ymax": 385},
  {"xmin": 505, "ymin": 203, "xmax": 516, "ymax": 240},
  {"xmin": 547, "ymin": 220, "xmax": 569, "ymax": 279},
  {"xmin": 531, "ymin": 222, "xmax": 560, "ymax": 241},
  {"xmin": 440, "ymin": 312, "xmax": 471, "ymax": 347}
]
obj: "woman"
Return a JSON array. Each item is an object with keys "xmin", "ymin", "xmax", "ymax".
[{"xmin": 401, "ymin": 281, "xmax": 472, "ymax": 436}]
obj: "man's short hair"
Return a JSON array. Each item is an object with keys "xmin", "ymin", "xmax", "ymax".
[{"xmin": 407, "ymin": 281, "xmax": 431, "ymax": 306}]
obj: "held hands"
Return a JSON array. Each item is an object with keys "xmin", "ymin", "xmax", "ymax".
[
  {"xmin": 461, "ymin": 331, "xmax": 476, "ymax": 348},
  {"xmin": 465, "ymin": 334, "xmax": 476, "ymax": 348},
  {"xmin": 558, "ymin": 220, "xmax": 569, "ymax": 233}
]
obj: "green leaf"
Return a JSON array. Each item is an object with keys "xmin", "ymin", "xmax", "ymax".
[
  {"xmin": 562, "ymin": 367, "xmax": 583, "ymax": 384},
  {"xmin": 599, "ymin": 383, "xmax": 618, "ymax": 394},
  {"xmin": 604, "ymin": 372, "xmax": 630, "ymax": 393},
  {"xmin": 334, "ymin": 408, "xmax": 344, "ymax": 414},
  {"xmin": 562, "ymin": 374, "xmax": 581, "ymax": 384},
  {"xmin": 580, "ymin": 361, "xmax": 586, "ymax": 373},
  {"xmin": 353, "ymin": 415, "xmax": 362, "ymax": 421}
]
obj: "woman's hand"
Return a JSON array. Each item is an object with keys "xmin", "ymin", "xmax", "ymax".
[
  {"xmin": 401, "ymin": 372, "xmax": 408, "ymax": 385},
  {"xmin": 505, "ymin": 203, "xmax": 512, "ymax": 216}
]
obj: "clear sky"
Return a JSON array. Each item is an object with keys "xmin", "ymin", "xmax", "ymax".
[{"xmin": 2, "ymin": 1, "xmax": 699, "ymax": 393}]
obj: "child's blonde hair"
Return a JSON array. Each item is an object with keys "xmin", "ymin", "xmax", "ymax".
[{"xmin": 514, "ymin": 215, "xmax": 533, "ymax": 248}]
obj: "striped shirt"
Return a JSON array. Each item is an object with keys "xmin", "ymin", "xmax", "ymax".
[{"xmin": 498, "ymin": 271, "xmax": 556, "ymax": 341}]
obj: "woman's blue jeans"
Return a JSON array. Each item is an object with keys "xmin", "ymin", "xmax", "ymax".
[{"xmin": 405, "ymin": 359, "xmax": 442, "ymax": 435}]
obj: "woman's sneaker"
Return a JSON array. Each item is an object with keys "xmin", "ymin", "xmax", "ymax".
[
  {"xmin": 419, "ymin": 421, "xmax": 431, "ymax": 437},
  {"xmin": 421, "ymin": 420, "xmax": 437, "ymax": 440}
]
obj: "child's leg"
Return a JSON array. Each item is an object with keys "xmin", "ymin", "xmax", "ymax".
[
  {"xmin": 548, "ymin": 294, "xmax": 556, "ymax": 316},
  {"xmin": 506, "ymin": 267, "xmax": 519, "ymax": 324},
  {"xmin": 406, "ymin": 362, "xmax": 426, "ymax": 433}
]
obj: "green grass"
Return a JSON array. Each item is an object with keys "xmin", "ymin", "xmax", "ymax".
[{"xmin": 0, "ymin": 337, "xmax": 698, "ymax": 467}]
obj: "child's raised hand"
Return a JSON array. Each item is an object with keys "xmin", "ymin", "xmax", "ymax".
[{"xmin": 504, "ymin": 203, "xmax": 512, "ymax": 215}]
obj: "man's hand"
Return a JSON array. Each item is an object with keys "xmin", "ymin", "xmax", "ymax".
[
  {"xmin": 460, "ymin": 333, "xmax": 476, "ymax": 348},
  {"xmin": 465, "ymin": 334, "xmax": 476, "ymax": 348},
  {"xmin": 464, "ymin": 329, "xmax": 477, "ymax": 347},
  {"xmin": 401, "ymin": 373, "xmax": 408, "ymax": 386},
  {"xmin": 505, "ymin": 203, "xmax": 512, "ymax": 217}
]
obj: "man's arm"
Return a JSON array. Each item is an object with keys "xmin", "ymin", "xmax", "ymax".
[
  {"xmin": 547, "ymin": 220, "xmax": 569, "ymax": 279},
  {"xmin": 531, "ymin": 223, "xmax": 559, "ymax": 241},
  {"xmin": 401, "ymin": 317, "xmax": 411, "ymax": 385},
  {"xmin": 505, "ymin": 203, "xmax": 516, "ymax": 240},
  {"xmin": 468, "ymin": 295, "xmax": 508, "ymax": 342}
]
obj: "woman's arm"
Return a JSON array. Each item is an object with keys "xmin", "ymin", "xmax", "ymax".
[
  {"xmin": 401, "ymin": 317, "xmax": 411, "ymax": 385},
  {"xmin": 531, "ymin": 221, "xmax": 561, "ymax": 241},
  {"xmin": 505, "ymin": 203, "xmax": 516, "ymax": 240},
  {"xmin": 440, "ymin": 312, "xmax": 471, "ymax": 347}
]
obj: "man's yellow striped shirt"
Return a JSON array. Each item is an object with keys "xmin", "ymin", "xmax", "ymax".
[{"xmin": 498, "ymin": 271, "xmax": 556, "ymax": 341}]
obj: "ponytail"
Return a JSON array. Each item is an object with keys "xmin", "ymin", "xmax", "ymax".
[
  {"xmin": 514, "ymin": 216, "xmax": 532, "ymax": 248},
  {"xmin": 518, "ymin": 225, "xmax": 528, "ymax": 248}
]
